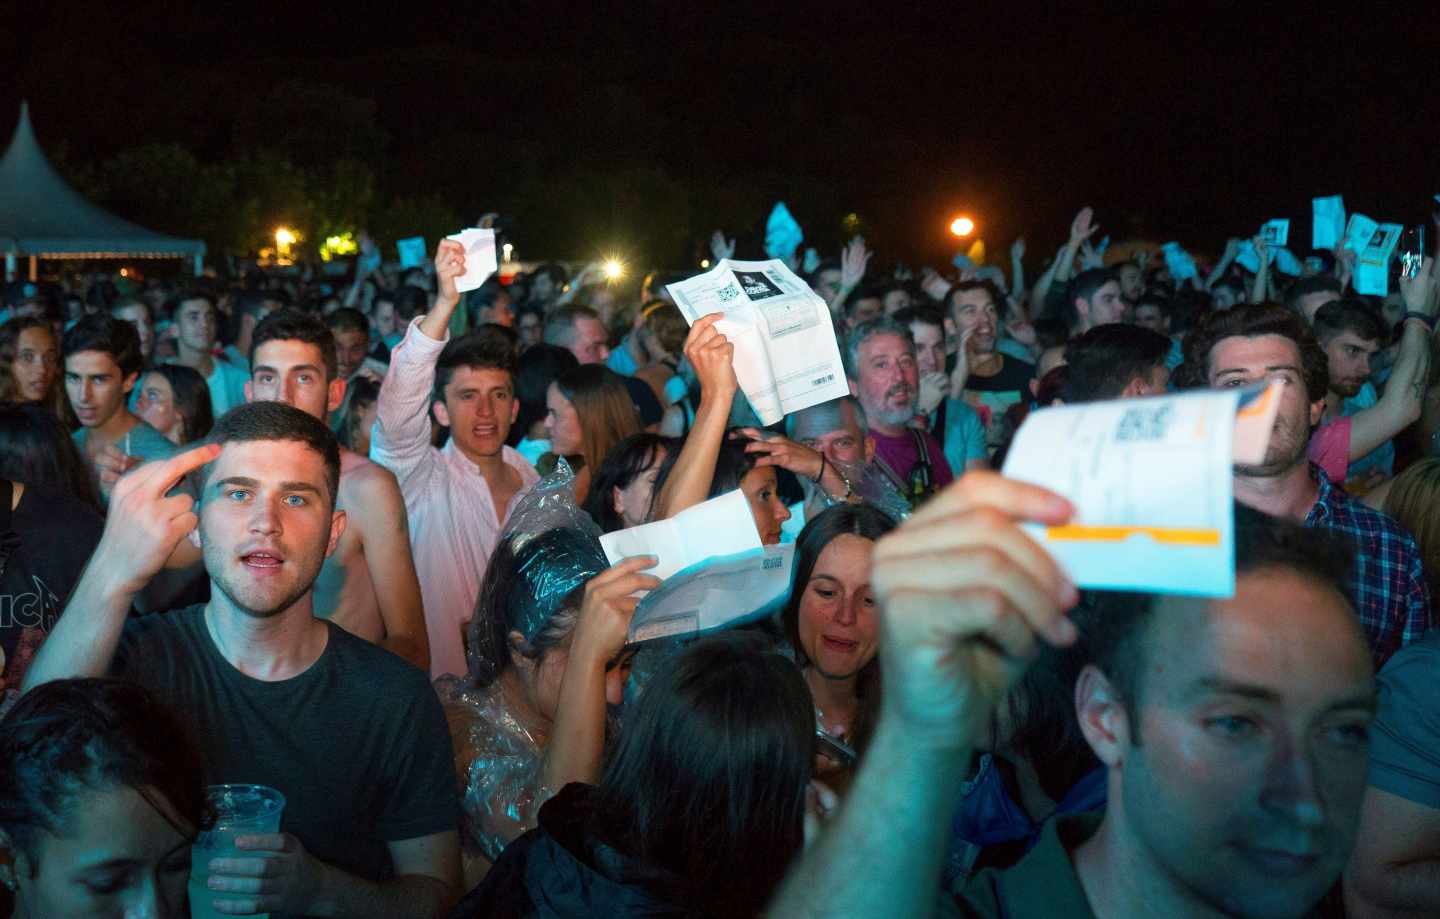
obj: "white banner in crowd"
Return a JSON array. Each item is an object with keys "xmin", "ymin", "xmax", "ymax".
[
  {"xmin": 1002, "ymin": 382, "xmax": 1282, "ymax": 598},
  {"xmin": 666, "ymin": 258, "xmax": 849, "ymax": 426},
  {"xmin": 1312, "ymin": 195, "xmax": 1346, "ymax": 250}
]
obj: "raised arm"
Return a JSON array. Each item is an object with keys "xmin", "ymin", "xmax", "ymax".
[
  {"xmin": 1347, "ymin": 258, "xmax": 1436, "ymax": 460},
  {"xmin": 1249, "ymin": 235, "xmax": 1271, "ymax": 305},
  {"xmin": 1205, "ymin": 238, "xmax": 1241, "ymax": 290},
  {"xmin": 769, "ymin": 473, "xmax": 1078, "ymax": 919},
  {"xmin": 1009, "ymin": 237, "xmax": 1027, "ymax": 315},
  {"xmin": 371, "ymin": 242, "xmax": 462, "ymax": 489},
  {"xmin": 653, "ymin": 314, "xmax": 737, "ymax": 519},
  {"xmin": 22, "ymin": 444, "xmax": 220, "ymax": 692},
  {"xmin": 349, "ymin": 464, "xmax": 430, "ymax": 670},
  {"xmin": 830, "ymin": 237, "xmax": 872, "ymax": 317}
]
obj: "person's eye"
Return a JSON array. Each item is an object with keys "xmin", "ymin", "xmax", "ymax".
[
  {"xmin": 283, "ymin": 494, "xmax": 307, "ymax": 507},
  {"xmin": 1326, "ymin": 722, "xmax": 1370, "ymax": 749},
  {"xmin": 1220, "ymin": 378, "xmax": 1247, "ymax": 388},
  {"xmin": 299, "ymin": 374, "xmax": 314, "ymax": 384},
  {"xmin": 1205, "ymin": 714, "xmax": 1258, "ymax": 740},
  {"xmin": 813, "ymin": 586, "xmax": 837, "ymax": 600},
  {"xmin": 227, "ymin": 489, "xmax": 250, "ymax": 501},
  {"xmin": 257, "ymin": 373, "xmax": 274, "ymax": 384},
  {"xmin": 85, "ymin": 872, "xmax": 129, "ymax": 895}
]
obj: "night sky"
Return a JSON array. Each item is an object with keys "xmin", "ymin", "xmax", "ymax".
[{"xmin": 5, "ymin": 2, "xmax": 1440, "ymax": 269}]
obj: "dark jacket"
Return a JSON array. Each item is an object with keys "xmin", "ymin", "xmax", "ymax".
[{"xmin": 450, "ymin": 783, "xmax": 711, "ymax": 918}]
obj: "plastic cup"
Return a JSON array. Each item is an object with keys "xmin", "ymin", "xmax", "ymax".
[{"xmin": 189, "ymin": 784, "xmax": 286, "ymax": 919}]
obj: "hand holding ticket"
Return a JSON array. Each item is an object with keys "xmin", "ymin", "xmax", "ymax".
[
  {"xmin": 1001, "ymin": 383, "xmax": 1281, "ymax": 597},
  {"xmin": 445, "ymin": 227, "xmax": 498, "ymax": 292},
  {"xmin": 666, "ymin": 259, "xmax": 848, "ymax": 426}
]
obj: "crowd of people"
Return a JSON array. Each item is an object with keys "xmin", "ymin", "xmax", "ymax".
[{"xmin": 1, "ymin": 204, "xmax": 1438, "ymax": 918}]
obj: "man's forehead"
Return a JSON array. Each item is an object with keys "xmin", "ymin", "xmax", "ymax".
[
  {"xmin": 1331, "ymin": 331, "xmax": 1379, "ymax": 351},
  {"xmin": 254, "ymin": 339, "xmax": 326, "ymax": 367},
  {"xmin": 793, "ymin": 402, "xmax": 856, "ymax": 440},
  {"xmin": 860, "ymin": 333, "xmax": 910, "ymax": 357},
  {"xmin": 1208, "ymin": 334, "xmax": 1301, "ymax": 373},
  {"xmin": 65, "ymin": 350, "xmax": 120, "ymax": 372},
  {"xmin": 207, "ymin": 439, "xmax": 328, "ymax": 487},
  {"xmin": 910, "ymin": 322, "xmax": 943, "ymax": 341},
  {"xmin": 447, "ymin": 366, "xmax": 512, "ymax": 390},
  {"xmin": 953, "ymin": 290, "xmax": 994, "ymax": 310}
]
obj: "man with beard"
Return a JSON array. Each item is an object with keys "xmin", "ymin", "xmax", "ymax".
[
  {"xmin": 22, "ymin": 402, "xmax": 461, "ymax": 918},
  {"xmin": 1312, "ymin": 300, "xmax": 1401, "ymax": 482},
  {"xmin": 1182, "ymin": 302, "xmax": 1431, "ymax": 668},
  {"xmin": 946, "ymin": 281, "xmax": 1035, "ymax": 450},
  {"xmin": 845, "ymin": 317, "xmax": 954, "ymax": 508}
]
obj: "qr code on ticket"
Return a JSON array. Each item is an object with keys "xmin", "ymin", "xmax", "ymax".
[{"xmin": 1114, "ymin": 405, "xmax": 1173, "ymax": 443}]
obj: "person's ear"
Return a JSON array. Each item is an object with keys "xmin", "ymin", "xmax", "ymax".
[
  {"xmin": 325, "ymin": 510, "xmax": 348, "ymax": 558},
  {"xmin": 848, "ymin": 378, "xmax": 858, "ymax": 398},
  {"xmin": 123, "ymin": 371, "xmax": 139, "ymax": 395},
  {"xmin": 863, "ymin": 435, "xmax": 876, "ymax": 464},
  {"xmin": 1076, "ymin": 664, "xmax": 1131, "ymax": 768},
  {"xmin": 327, "ymin": 377, "xmax": 346, "ymax": 414},
  {"xmin": 507, "ymin": 629, "xmax": 531, "ymax": 671},
  {"xmin": 1309, "ymin": 396, "xmax": 1325, "ymax": 427},
  {"xmin": 432, "ymin": 400, "xmax": 450, "ymax": 428},
  {"xmin": 1029, "ymin": 378, "xmax": 1040, "ymax": 399},
  {"xmin": 244, "ymin": 380, "xmax": 254, "ymax": 402},
  {"xmin": 1074, "ymin": 299, "xmax": 1090, "ymax": 325},
  {"xmin": 509, "ymin": 394, "xmax": 520, "ymax": 426},
  {"xmin": 612, "ymin": 486, "xmax": 625, "ymax": 519}
]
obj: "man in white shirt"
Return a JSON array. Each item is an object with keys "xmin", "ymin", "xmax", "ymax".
[
  {"xmin": 171, "ymin": 292, "xmax": 250, "ymax": 418},
  {"xmin": 372, "ymin": 240, "xmax": 539, "ymax": 678}
]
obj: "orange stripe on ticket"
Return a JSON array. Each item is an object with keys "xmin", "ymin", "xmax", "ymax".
[
  {"xmin": 1045, "ymin": 525, "xmax": 1221, "ymax": 546},
  {"xmin": 1235, "ymin": 383, "xmax": 1278, "ymax": 418}
]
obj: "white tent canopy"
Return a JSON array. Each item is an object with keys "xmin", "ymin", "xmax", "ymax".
[{"xmin": 0, "ymin": 101, "xmax": 205, "ymax": 277}]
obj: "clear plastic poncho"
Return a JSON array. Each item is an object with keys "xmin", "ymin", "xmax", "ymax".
[{"xmin": 434, "ymin": 461, "xmax": 610, "ymax": 863}]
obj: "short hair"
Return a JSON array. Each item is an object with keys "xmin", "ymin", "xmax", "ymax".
[
  {"xmin": 392, "ymin": 285, "xmax": 428, "ymax": 321},
  {"xmin": 1312, "ymin": 299, "xmax": 1387, "ymax": 346},
  {"xmin": 176, "ymin": 290, "xmax": 216, "ymax": 312},
  {"xmin": 145, "ymin": 364, "xmax": 215, "ymax": 443},
  {"xmin": 1063, "ymin": 324, "xmax": 1172, "ymax": 403},
  {"xmin": 1064, "ymin": 268, "xmax": 1116, "ymax": 330},
  {"xmin": 843, "ymin": 316, "xmax": 914, "ymax": 380},
  {"xmin": 1083, "ymin": 505, "xmax": 1355, "ymax": 743},
  {"xmin": 434, "ymin": 327, "xmax": 517, "ymax": 407},
  {"xmin": 1132, "ymin": 294, "xmax": 1171, "ymax": 318},
  {"xmin": 947, "ymin": 278, "xmax": 1004, "ymax": 315},
  {"xmin": 1284, "ymin": 274, "xmax": 1343, "ymax": 314},
  {"xmin": 250, "ymin": 309, "xmax": 338, "ymax": 381},
  {"xmin": 893, "ymin": 304, "xmax": 945, "ymax": 333},
  {"xmin": 1177, "ymin": 302, "xmax": 1329, "ymax": 401},
  {"xmin": 0, "ymin": 678, "xmax": 209, "ymax": 870},
  {"xmin": 786, "ymin": 395, "xmax": 868, "ymax": 441},
  {"xmin": 325, "ymin": 306, "xmax": 370, "ymax": 338},
  {"xmin": 62, "ymin": 313, "xmax": 143, "ymax": 378},
  {"xmin": 201, "ymin": 401, "xmax": 341, "ymax": 508},
  {"xmin": 543, "ymin": 305, "xmax": 601, "ymax": 349},
  {"xmin": 338, "ymin": 374, "xmax": 381, "ymax": 453}
]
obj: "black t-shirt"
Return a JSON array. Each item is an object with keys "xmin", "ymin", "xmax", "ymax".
[
  {"xmin": 947, "ymin": 353, "xmax": 1037, "ymax": 395},
  {"xmin": 1, "ymin": 483, "xmax": 103, "ymax": 702},
  {"xmin": 113, "ymin": 606, "xmax": 458, "ymax": 897}
]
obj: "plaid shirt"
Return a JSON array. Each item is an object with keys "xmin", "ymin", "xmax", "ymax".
[{"xmin": 1306, "ymin": 466, "xmax": 1433, "ymax": 669}]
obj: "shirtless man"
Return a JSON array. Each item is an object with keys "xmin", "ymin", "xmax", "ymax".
[{"xmin": 244, "ymin": 309, "xmax": 429, "ymax": 670}]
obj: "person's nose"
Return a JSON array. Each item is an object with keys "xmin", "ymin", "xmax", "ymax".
[
  {"xmin": 249, "ymin": 496, "xmax": 282, "ymax": 537},
  {"xmin": 1259, "ymin": 731, "xmax": 1327, "ymax": 830}
]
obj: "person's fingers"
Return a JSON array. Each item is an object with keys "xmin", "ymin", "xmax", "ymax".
[
  {"xmin": 598, "ymin": 572, "xmax": 661, "ymax": 599},
  {"xmin": 206, "ymin": 855, "xmax": 281, "ymax": 879},
  {"xmin": 605, "ymin": 555, "xmax": 658, "ymax": 577},
  {"xmin": 130, "ymin": 443, "xmax": 221, "ymax": 498}
]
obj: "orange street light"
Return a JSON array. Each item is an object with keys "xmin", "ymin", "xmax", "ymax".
[{"xmin": 950, "ymin": 216, "xmax": 976, "ymax": 238}]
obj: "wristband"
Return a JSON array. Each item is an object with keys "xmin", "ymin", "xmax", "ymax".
[
  {"xmin": 813, "ymin": 452, "xmax": 828, "ymax": 485},
  {"xmin": 1402, "ymin": 312, "xmax": 1436, "ymax": 333}
]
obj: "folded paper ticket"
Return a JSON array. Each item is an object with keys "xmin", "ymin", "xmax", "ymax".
[{"xmin": 666, "ymin": 259, "xmax": 848, "ymax": 425}]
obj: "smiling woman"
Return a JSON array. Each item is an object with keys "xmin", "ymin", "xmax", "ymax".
[{"xmin": 0, "ymin": 678, "xmax": 209, "ymax": 919}]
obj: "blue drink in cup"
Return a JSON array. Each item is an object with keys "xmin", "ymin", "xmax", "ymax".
[{"xmin": 189, "ymin": 784, "xmax": 286, "ymax": 919}]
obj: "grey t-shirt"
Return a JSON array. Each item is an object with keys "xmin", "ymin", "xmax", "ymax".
[
  {"xmin": 72, "ymin": 419, "xmax": 178, "ymax": 464},
  {"xmin": 1368, "ymin": 628, "xmax": 1440, "ymax": 809}
]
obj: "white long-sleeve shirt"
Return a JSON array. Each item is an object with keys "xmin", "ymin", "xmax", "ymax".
[{"xmin": 371, "ymin": 318, "xmax": 538, "ymax": 679}]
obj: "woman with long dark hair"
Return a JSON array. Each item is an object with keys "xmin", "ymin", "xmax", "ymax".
[
  {"xmin": 0, "ymin": 678, "xmax": 209, "ymax": 918},
  {"xmin": 0, "ymin": 401, "xmax": 100, "ymax": 511},
  {"xmin": 453, "ymin": 632, "xmax": 814, "ymax": 917},
  {"xmin": 134, "ymin": 364, "xmax": 215, "ymax": 445},
  {"xmin": 0, "ymin": 318, "xmax": 66, "ymax": 424},
  {"xmin": 581, "ymin": 433, "xmax": 674, "ymax": 532},
  {"xmin": 781, "ymin": 503, "xmax": 897, "ymax": 794}
]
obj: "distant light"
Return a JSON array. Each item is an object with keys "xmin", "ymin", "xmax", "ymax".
[
  {"xmin": 119, "ymin": 268, "xmax": 129, "ymax": 278},
  {"xmin": 502, "ymin": 242, "xmax": 514, "ymax": 262},
  {"xmin": 700, "ymin": 258, "xmax": 711, "ymax": 269},
  {"xmin": 319, "ymin": 232, "xmax": 357, "ymax": 262},
  {"xmin": 275, "ymin": 227, "xmax": 297, "ymax": 247},
  {"xmin": 950, "ymin": 216, "xmax": 975, "ymax": 238},
  {"xmin": 603, "ymin": 257, "xmax": 625, "ymax": 281}
]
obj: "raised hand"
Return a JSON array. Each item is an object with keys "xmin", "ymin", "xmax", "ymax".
[
  {"xmin": 869, "ymin": 471, "xmax": 1077, "ymax": 752},
  {"xmin": 710, "ymin": 230, "xmax": 737, "ymax": 263},
  {"xmin": 93, "ymin": 442, "xmax": 143, "ymax": 496},
  {"xmin": 1250, "ymin": 234, "xmax": 1271, "ymax": 266},
  {"xmin": 840, "ymin": 236, "xmax": 872, "ymax": 291},
  {"xmin": 99, "ymin": 443, "xmax": 220, "ymax": 595},
  {"xmin": 683, "ymin": 313, "xmax": 738, "ymax": 401},
  {"xmin": 1068, "ymin": 207, "xmax": 1099, "ymax": 248},
  {"xmin": 919, "ymin": 267, "xmax": 952, "ymax": 303},
  {"xmin": 916, "ymin": 372, "xmax": 948, "ymax": 416},
  {"xmin": 1400, "ymin": 256, "xmax": 1437, "ymax": 317},
  {"xmin": 433, "ymin": 238, "xmax": 465, "ymax": 306},
  {"xmin": 1010, "ymin": 237, "xmax": 1026, "ymax": 262},
  {"xmin": 1079, "ymin": 239, "xmax": 1103, "ymax": 270},
  {"xmin": 571, "ymin": 556, "xmax": 661, "ymax": 664},
  {"xmin": 949, "ymin": 327, "xmax": 975, "ymax": 398}
]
